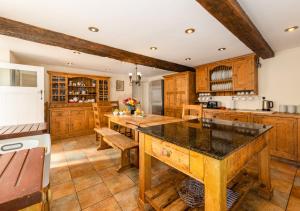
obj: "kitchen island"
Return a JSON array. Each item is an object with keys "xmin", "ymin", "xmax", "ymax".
[{"xmin": 138, "ymin": 118, "xmax": 273, "ymax": 211}]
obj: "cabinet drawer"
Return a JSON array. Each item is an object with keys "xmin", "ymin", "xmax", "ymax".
[
  {"xmin": 51, "ymin": 110, "xmax": 68, "ymax": 117},
  {"xmin": 70, "ymin": 110, "xmax": 85, "ymax": 116},
  {"xmin": 147, "ymin": 136, "xmax": 189, "ymax": 172}
]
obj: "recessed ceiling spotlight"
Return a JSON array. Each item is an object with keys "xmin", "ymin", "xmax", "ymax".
[
  {"xmin": 67, "ymin": 62, "xmax": 73, "ymax": 66},
  {"xmin": 150, "ymin": 46, "xmax": 158, "ymax": 50},
  {"xmin": 284, "ymin": 26, "xmax": 298, "ymax": 32},
  {"xmin": 185, "ymin": 28, "xmax": 195, "ymax": 34},
  {"xmin": 218, "ymin": 48, "xmax": 226, "ymax": 51},
  {"xmin": 73, "ymin": 51, "xmax": 81, "ymax": 54},
  {"xmin": 185, "ymin": 58, "xmax": 191, "ymax": 61},
  {"xmin": 88, "ymin": 26, "xmax": 99, "ymax": 32}
]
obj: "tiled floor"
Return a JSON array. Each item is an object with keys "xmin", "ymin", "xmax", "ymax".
[{"xmin": 50, "ymin": 135, "xmax": 300, "ymax": 211}]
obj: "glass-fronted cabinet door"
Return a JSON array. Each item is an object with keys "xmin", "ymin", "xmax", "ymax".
[
  {"xmin": 98, "ymin": 79, "xmax": 109, "ymax": 101},
  {"xmin": 51, "ymin": 75, "xmax": 66, "ymax": 103}
]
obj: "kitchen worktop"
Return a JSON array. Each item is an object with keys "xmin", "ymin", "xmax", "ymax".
[
  {"xmin": 203, "ymin": 108, "xmax": 300, "ymax": 118},
  {"xmin": 138, "ymin": 118, "xmax": 272, "ymax": 160}
]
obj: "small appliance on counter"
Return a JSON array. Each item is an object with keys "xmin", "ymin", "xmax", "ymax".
[
  {"xmin": 262, "ymin": 97, "xmax": 274, "ymax": 111},
  {"xmin": 207, "ymin": 101, "xmax": 221, "ymax": 109}
]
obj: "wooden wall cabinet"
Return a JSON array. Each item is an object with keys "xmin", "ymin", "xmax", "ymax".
[
  {"xmin": 233, "ymin": 55, "xmax": 257, "ymax": 91},
  {"xmin": 196, "ymin": 66, "xmax": 209, "ymax": 92},
  {"xmin": 164, "ymin": 72, "xmax": 196, "ymax": 118},
  {"xmin": 195, "ymin": 54, "xmax": 258, "ymax": 95}
]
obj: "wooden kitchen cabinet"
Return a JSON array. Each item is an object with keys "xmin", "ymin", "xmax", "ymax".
[
  {"xmin": 163, "ymin": 72, "xmax": 195, "ymax": 118},
  {"xmin": 253, "ymin": 115, "xmax": 298, "ymax": 161},
  {"xmin": 50, "ymin": 110, "xmax": 70, "ymax": 139},
  {"xmin": 233, "ymin": 55, "xmax": 258, "ymax": 92},
  {"xmin": 195, "ymin": 54, "xmax": 258, "ymax": 95},
  {"xmin": 203, "ymin": 110, "xmax": 226, "ymax": 119},
  {"xmin": 50, "ymin": 103, "xmax": 114, "ymax": 140},
  {"xmin": 196, "ymin": 65, "xmax": 209, "ymax": 92},
  {"xmin": 226, "ymin": 113, "xmax": 250, "ymax": 122}
]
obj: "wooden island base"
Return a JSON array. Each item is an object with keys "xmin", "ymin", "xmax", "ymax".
[{"xmin": 138, "ymin": 131, "xmax": 273, "ymax": 211}]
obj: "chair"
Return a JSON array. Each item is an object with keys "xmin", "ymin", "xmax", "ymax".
[{"xmin": 182, "ymin": 104, "xmax": 203, "ymax": 120}]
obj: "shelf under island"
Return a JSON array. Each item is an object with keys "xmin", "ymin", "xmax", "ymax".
[{"xmin": 137, "ymin": 118, "xmax": 273, "ymax": 211}]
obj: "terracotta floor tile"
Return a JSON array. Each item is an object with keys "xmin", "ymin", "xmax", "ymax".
[
  {"xmin": 271, "ymin": 188, "xmax": 289, "ymax": 209},
  {"xmin": 51, "ymin": 180, "xmax": 75, "ymax": 201},
  {"xmin": 50, "ymin": 166, "xmax": 72, "ymax": 186},
  {"xmin": 103, "ymin": 174, "xmax": 135, "ymax": 194},
  {"xmin": 73, "ymin": 172, "xmax": 103, "ymax": 192},
  {"xmin": 63, "ymin": 140, "xmax": 80, "ymax": 151},
  {"xmin": 83, "ymin": 196, "xmax": 121, "ymax": 211},
  {"xmin": 271, "ymin": 159, "xmax": 297, "ymax": 176},
  {"xmin": 287, "ymin": 195, "xmax": 300, "ymax": 211},
  {"xmin": 51, "ymin": 142, "xmax": 64, "ymax": 153},
  {"xmin": 77, "ymin": 183, "xmax": 112, "ymax": 209},
  {"xmin": 92, "ymin": 158, "xmax": 120, "ymax": 171},
  {"xmin": 51, "ymin": 193, "xmax": 81, "ymax": 211},
  {"xmin": 291, "ymin": 186, "xmax": 300, "ymax": 198},
  {"xmin": 114, "ymin": 186, "xmax": 138, "ymax": 211},
  {"xmin": 69, "ymin": 163, "xmax": 97, "ymax": 179},
  {"xmin": 123, "ymin": 167, "xmax": 139, "ymax": 184},
  {"xmin": 97, "ymin": 165, "xmax": 121, "ymax": 180},
  {"xmin": 240, "ymin": 190, "xmax": 284, "ymax": 211}
]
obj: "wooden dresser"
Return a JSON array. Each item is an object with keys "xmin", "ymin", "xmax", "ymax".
[{"xmin": 163, "ymin": 71, "xmax": 196, "ymax": 118}]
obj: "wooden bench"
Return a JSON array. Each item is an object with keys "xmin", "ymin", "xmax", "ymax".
[{"xmin": 94, "ymin": 127, "xmax": 139, "ymax": 172}]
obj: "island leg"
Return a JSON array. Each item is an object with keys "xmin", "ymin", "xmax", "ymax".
[
  {"xmin": 138, "ymin": 133, "xmax": 151, "ymax": 209},
  {"xmin": 204, "ymin": 157, "xmax": 227, "ymax": 211},
  {"xmin": 257, "ymin": 133, "xmax": 273, "ymax": 199}
]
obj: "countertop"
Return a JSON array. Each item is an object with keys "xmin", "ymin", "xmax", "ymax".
[
  {"xmin": 203, "ymin": 108, "xmax": 300, "ymax": 118},
  {"xmin": 138, "ymin": 118, "xmax": 272, "ymax": 160}
]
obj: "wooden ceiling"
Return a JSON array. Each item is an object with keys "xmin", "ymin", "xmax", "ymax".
[
  {"xmin": 0, "ymin": 17, "xmax": 195, "ymax": 72},
  {"xmin": 196, "ymin": 0, "xmax": 274, "ymax": 59}
]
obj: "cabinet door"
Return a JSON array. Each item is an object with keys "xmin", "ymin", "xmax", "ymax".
[
  {"xmin": 275, "ymin": 118, "xmax": 297, "ymax": 160},
  {"xmin": 196, "ymin": 66, "xmax": 209, "ymax": 92},
  {"xmin": 69, "ymin": 110, "xmax": 87, "ymax": 134},
  {"xmin": 86, "ymin": 110, "xmax": 95, "ymax": 131},
  {"xmin": 203, "ymin": 110, "xmax": 225, "ymax": 119},
  {"xmin": 50, "ymin": 110, "xmax": 69, "ymax": 139},
  {"xmin": 175, "ymin": 74, "xmax": 188, "ymax": 108},
  {"xmin": 164, "ymin": 108, "xmax": 175, "ymax": 117},
  {"xmin": 253, "ymin": 115, "xmax": 277, "ymax": 153},
  {"xmin": 233, "ymin": 57, "xmax": 256, "ymax": 91},
  {"xmin": 164, "ymin": 77, "xmax": 175, "ymax": 109}
]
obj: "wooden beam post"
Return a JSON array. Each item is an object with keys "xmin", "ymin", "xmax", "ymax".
[{"xmin": 196, "ymin": 0, "xmax": 274, "ymax": 59}]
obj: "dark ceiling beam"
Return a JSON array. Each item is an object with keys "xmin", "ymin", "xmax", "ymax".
[
  {"xmin": 196, "ymin": 0, "xmax": 274, "ymax": 59},
  {"xmin": 0, "ymin": 17, "xmax": 195, "ymax": 72}
]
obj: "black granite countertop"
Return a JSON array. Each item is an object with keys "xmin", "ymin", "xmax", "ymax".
[{"xmin": 137, "ymin": 118, "xmax": 272, "ymax": 160}]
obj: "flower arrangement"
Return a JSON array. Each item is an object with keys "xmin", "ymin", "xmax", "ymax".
[{"xmin": 123, "ymin": 97, "xmax": 139, "ymax": 114}]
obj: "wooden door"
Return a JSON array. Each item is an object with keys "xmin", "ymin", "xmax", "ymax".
[
  {"xmin": 275, "ymin": 118, "xmax": 297, "ymax": 160},
  {"xmin": 69, "ymin": 109, "xmax": 87, "ymax": 134},
  {"xmin": 196, "ymin": 66, "xmax": 209, "ymax": 92},
  {"xmin": 50, "ymin": 110, "xmax": 69, "ymax": 139},
  {"xmin": 175, "ymin": 74, "xmax": 187, "ymax": 108},
  {"xmin": 86, "ymin": 109, "xmax": 95, "ymax": 131},
  {"xmin": 233, "ymin": 57, "xmax": 255, "ymax": 91}
]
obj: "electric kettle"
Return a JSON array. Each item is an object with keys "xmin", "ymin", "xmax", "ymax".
[{"xmin": 262, "ymin": 97, "xmax": 274, "ymax": 111}]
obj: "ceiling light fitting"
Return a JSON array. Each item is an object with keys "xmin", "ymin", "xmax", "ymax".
[
  {"xmin": 73, "ymin": 51, "xmax": 81, "ymax": 54},
  {"xmin": 67, "ymin": 62, "xmax": 73, "ymax": 66},
  {"xmin": 285, "ymin": 26, "xmax": 298, "ymax": 32},
  {"xmin": 150, "ymin": 46, "xmax": 158, "ymax": 50},
  {"xmin": 129, "ymin": 65, "xmax": 142, "ymax": 86},
  {"xmin": 88, "ymin": 26, "xmax": 99, "ymax": 32},
  {"xmin": 218, "ymin": 48, "xmax": 226, "ymax": 51},
  {"xmin": 185, "ymin": 58, "xmax": 191, "ymax": 61},
  {"xmin": 185, "ymin": 28, "xmax": 195, "ymax": 34}
]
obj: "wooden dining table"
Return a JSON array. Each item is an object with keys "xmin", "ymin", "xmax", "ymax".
[{"xmin": 105, "ymin": 113, "xmax": 183, "ymax": 142}]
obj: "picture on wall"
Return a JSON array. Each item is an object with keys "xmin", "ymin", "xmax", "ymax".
[{"xmin": 116, "ymin": 80, "xmax": 124, "ymax": 91}]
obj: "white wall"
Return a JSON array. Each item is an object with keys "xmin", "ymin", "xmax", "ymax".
[
  {"xmin": 211, "ymin": 47, "xmax": 300, "ymax": 111},
  {"xmin": 43, "ymin": 65, "xmax": 132, "ymax": 105},
  {"xmin": 0, "ymin": 49, "xmax": 10, "ymax": 62}
]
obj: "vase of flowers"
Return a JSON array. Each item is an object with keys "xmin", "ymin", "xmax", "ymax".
[{"xmin": 123, "ymin": 97, "xmax": 139, "ymax": 114}]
